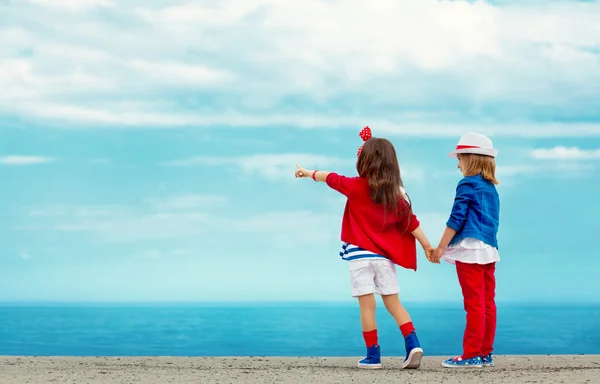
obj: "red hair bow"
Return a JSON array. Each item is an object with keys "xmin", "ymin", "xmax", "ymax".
[{"xmin": 357, "ymin": 126, "xmax": 372, "ymax": 157}]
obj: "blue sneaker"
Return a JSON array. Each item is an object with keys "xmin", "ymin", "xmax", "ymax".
[
  {"xmin": 482, "ymin": 353, "xmax": 494, "ymax": 367},
  {"xmin": 442, "ymin": 356, "xmax": 483, "ymax": 368},
  {"xmin": 357, "ymin": 345, "xmax": 382, "ymax": 369},
  {"xmin": 402, "ymin": 332, "xmax": 423, "ymax": 369}
]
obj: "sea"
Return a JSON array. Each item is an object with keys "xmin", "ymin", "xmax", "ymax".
[{"xmin": 0, "ymin": 302, "xmax": 598, "ymax": 356}]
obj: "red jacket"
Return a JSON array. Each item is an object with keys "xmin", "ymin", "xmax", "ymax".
[{"xmin": 326, "ymin": 172, "xmax": 420, "ymax": 271}]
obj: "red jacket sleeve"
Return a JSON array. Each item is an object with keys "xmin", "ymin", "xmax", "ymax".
[
  {"xmin": 407, "ymin": 212, "xmax": 420, "ymax": 233},
  {"xmin": 325, "ymin": 172, "xmax": 358, "ymax": 198}
]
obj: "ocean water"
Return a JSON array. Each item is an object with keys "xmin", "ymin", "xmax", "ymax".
[{"xmin": 0, "ymin": 302, "xmax": 598, "ymax": 356}]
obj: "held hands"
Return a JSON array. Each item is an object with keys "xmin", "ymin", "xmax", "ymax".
[
  {"xmin": 421, "ymin": 244, "xmax": 443, "ymax": 264},
  {"xmin": 424, "ymin": 246, "xmax": 435, "ymax": 263},
  {"xmin": 430, "ymin": 247, "xmax": 444, "ymax": 264}
]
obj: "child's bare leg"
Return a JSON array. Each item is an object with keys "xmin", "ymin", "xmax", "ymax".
[
  {"xmin": 358, "ymin": 293, "xmax": 377, "ymax": 332},
  {"xmin": 381, "ymin": 294, "xmax": 411, "ymax": 326}
]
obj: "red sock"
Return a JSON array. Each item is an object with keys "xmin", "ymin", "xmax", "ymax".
[
  {"xmin": 363, "ymin": 329, "xmax": 378, "ymax": 347},
  {"xmin": 400, "ymin": 322, "xmax": 415, "ymax": 338}
]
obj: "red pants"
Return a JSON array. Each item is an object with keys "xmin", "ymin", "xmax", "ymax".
[{"xmin": 456, "ymin": 262, "xmax": 497, "ymax": 359}]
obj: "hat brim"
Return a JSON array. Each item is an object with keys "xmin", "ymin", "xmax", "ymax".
[{"xmin": 448, "ymin": 148, "xmax": 498, "ymax": 158}]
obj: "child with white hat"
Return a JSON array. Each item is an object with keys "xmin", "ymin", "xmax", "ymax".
[{"xmin": 431, "ymin": 133, "xmax": 501, "ymax": 368}]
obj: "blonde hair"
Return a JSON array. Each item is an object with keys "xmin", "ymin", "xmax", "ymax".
[{"xmin": 460, "ymin": 154, "xmax": 500, "ymax": 185}]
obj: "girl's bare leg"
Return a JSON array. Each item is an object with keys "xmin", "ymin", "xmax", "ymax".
[
  {"xmin": 358, "ymin": 294, "xmax": 377, "ymax": 331},
  {"xmin": 381, "ymin": 294, "xmax": 411, "ymax": 326}
]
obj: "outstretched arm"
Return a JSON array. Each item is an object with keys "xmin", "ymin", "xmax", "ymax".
[
  {"xmin": 295, "ymin": 165, "xmax": 330, "ymax": 182},
  {"xmin": 295, "ymin": 164, "xmax": 357, "ymax": 198}
]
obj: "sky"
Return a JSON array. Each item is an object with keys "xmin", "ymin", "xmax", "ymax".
[{"xmin": 1, "ymin": 0, "xmax": 600, "ymax": 303}]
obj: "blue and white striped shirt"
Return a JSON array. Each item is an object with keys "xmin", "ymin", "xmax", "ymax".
[{"xmin": 339, "ymin": 242, "xmax": 388, "ymax": 262}]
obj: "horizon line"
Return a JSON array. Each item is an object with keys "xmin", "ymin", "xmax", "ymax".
[{"xmin": 0, "ymin": 300, "xmax": 598, "ymax": 306}]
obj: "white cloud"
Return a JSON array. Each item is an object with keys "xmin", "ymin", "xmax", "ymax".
[
  {"xmin": 531, "ymin": 146, "xmax": 600, "ymax": 160},
  {"xmin": 19, "ymin": 251, "xmax": 31, "ymax": 260},
  {"xmin": 493, "ymin": 163, "xmax": 596, "ymax": 183},
  {"xmin": 166, "ymin": 153, "xmax": 427, "ymax": 183},
  {"xmin": 0, "ymin": 59, "xmax": 114, "ymax": 94},
  {"xmin": 0, "ymin": 1, "xmax": 599, "ymax": 134},
  {"xmin": 125, "ymin": 59, "xmax": 235, "ymax": 86},
  {"xmin": 166, "ymin": 153, "xmax": 348, "ymax": 180},
  {"xmin": 5, "ymin": 101, "xmax": 600, "ymax": 137},
  {"xmin": 27, "ymin": 194, "xmax": 225, "ymax": 219},
  {"xmin": 16, "ymin": 194, "xmax": 339, "ymax": 247},
  {"xmin": 16, "ymin": 203, "xmax": 340, "ymax": 247},
  {"xmin": 29, "ymin": 0, "xmax": 115, "ymax": 11},
  {"xmin": 0, "ymin": 155, "xmax": 56, "ymax": 165},
  {"xmin": 49, "ymin": 212, "xmax": 211, "ymax": 242},
  {"xmin": 134, "ymin": 2, "xmax": 260, "ymax": 25}
]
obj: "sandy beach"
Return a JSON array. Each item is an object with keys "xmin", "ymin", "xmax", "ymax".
[{"xmin": 0, "ymin": 355, "xmax": 598, "ymax": 384}]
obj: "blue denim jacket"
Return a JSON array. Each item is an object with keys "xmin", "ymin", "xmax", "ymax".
[{"xmin": 447, "ymin": 174, "xmax": 499, "ymax": 248}]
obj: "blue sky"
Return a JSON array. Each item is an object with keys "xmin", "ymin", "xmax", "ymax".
[{"xmin": 1, "ymin": 0, "xmax": 600, "ymax": 303}]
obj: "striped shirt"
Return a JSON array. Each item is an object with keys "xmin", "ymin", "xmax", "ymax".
[{"xmin": 339, "ymin": 242, "xmax": 388, "ymax": 262}]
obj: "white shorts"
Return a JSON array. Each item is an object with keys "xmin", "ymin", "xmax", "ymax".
[{"xmin": 348, "ymin": 258, "xmax": 400, "ymax": 297}]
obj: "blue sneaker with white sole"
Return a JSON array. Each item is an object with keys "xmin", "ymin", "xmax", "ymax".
[
  {"xmin": 482, "ymin": 353, "xmax": 494, "ymax": 367},
  {"xmin": 357, "ymin": 345, "xmax": 382, "ymax": 369},
  {"xmin": 402, "ymin": 332, "xmax": 423, "ymax": 369},
  {"xmin": 442, "ymin": 356, "xmax": 483, "ymax": 368}
]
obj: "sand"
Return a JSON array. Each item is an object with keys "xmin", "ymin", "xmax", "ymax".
[{"xmin": 0, "ymin": 355, "xmax": 598, "ymax": 384}]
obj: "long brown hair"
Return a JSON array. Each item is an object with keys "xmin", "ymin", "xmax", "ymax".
[
  {"xmin": 356, "ymin": 138, "xmax": 412, "ymax": 225},
  {"xmin": 459, "ymin": 154, "xmax": 500, "ymax": 185}
]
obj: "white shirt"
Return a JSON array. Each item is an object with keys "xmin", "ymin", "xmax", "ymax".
[{"xmin": 441, "ymin": 238, "xmax": 500, "ymax": 265}]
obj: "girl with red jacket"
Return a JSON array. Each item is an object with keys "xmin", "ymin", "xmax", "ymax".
[{"xmin": 295, "ymin": 127, "xmax": 434, "ymax": 370}]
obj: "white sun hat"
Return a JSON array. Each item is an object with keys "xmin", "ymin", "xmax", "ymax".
[{"xmin": 448, "ymin": 132, "xmax": 498, "ymax": 158}]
